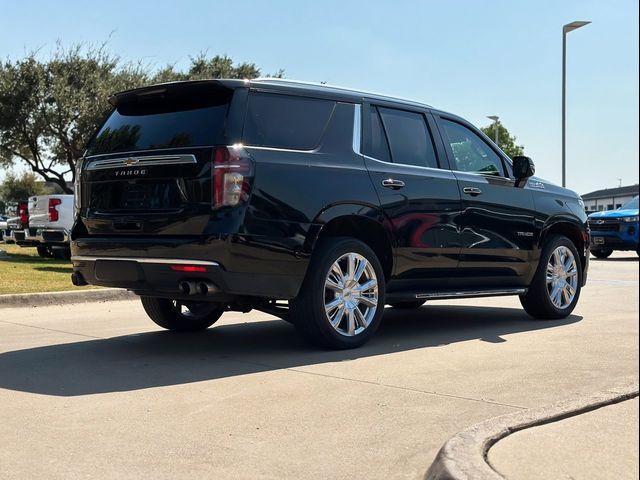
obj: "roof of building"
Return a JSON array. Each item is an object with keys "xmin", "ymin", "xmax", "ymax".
[{"xmin": 582, "ymin": 184, "xmax": 639, "ymax": 200}]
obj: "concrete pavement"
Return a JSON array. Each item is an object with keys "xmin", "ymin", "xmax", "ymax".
[
  {"xmin": 0, "ymin": 252, "xmax": 637, "ymax": 479},
  {"xmin": 489, "ymin": 397, "xmax": 639, "ymax": 480}
]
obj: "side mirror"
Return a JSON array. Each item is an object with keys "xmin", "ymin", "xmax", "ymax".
[{"xmin": 512, "ymin": 156, "xmax": 535, "ymax": 180}]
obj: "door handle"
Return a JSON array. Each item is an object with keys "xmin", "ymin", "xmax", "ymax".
[
  {"xmin": 463, "ymin": 187, "xmax": 482, "ymax": 196},
  {"xmin": 382, "ymin": 179, "xmax": 406, "ymax": 190}
]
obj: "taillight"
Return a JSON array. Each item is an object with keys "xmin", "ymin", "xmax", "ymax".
[
  {"xmin": 213, "ymin": 145, "xmax": 254, "ymax": 209},
  {"xmin": 48, "ymin": 198, "xmax": 62, "ymax": 222},
  {"xmin": 18, "ymin": 202, "xmax": 28, "ymax": 226}
]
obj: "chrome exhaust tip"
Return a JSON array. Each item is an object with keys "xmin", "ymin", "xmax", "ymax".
[{"xmin": 197, "ymin": 281, "xmax": 217, "ymax": 295}]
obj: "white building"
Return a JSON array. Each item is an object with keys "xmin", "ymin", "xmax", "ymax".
[{"xmin": 582, "ymin": 184, "xmax": 639, "ymax": 213}]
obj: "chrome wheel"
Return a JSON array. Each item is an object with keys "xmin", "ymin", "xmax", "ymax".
[
  {"xmin": 546, "ymin": 246, "xmax": 579, "ymax": 309},
  {"xmin": 324, "ymin": 252, "xmax": 379, "ymax": 336}
]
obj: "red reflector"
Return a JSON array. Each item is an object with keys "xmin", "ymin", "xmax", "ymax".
[{"xmin": 170, "ymin": 265, "xmax": 208, "ymax": 273}]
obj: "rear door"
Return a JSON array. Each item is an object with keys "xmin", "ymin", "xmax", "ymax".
[
  {"xmin": 362, "ymin": 103, "xmax": 461, "ymax": 290},
  {"xmin": 79, "ymin": 83, "xmax": 242, "ymax": 236},
  {"xmin": 434, "ymin": 114, "xmax": 537, "ymax": 286}
]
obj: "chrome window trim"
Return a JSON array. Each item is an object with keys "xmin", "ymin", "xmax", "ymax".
[
  {"xmin": 245, "ymin": 145, "xmax": 317, "ymax": 154},
  {"xmin": 71, "ymin": 256, "xmax": 219, "ymax": 266},
  {"xmin": 86, "ymin": 154, "xmax": 197, "ymax": 171},
  {"xmin": 450, "ymin": 169, "xmax": 515, "ymax": 182},
  {"xmin": 352, "ymin": 104, "xmax": 361, "ymax": 155},
  {"xmin": 361, "ymin": 153, "xmax": 454, "ymax": 176}
]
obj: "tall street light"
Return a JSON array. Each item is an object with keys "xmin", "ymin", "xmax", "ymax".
[
  {"xmin": 562, "ymin": 20, "xmax": 591, "ymax": 188},
  {"xmin": 487, "ymin": 115, "xmax": 499, "ymax": 146}
]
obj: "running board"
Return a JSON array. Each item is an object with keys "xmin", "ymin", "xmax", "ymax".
[{"xmin": 415, "ymin": 288, "xmax": 527, "ymax": 300}]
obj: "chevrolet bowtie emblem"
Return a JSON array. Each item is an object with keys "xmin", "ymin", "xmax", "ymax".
[
  {"xmin": 123, "ymin": 157, "xmax": 139, "ymax": 166},
  {"xmin": 596, "ymin": 220, "xmax": 605, "ymax": 224}
]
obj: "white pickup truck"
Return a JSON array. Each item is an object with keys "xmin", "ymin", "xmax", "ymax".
[{"xmin": 24, "ymin": 194, "xmax": 74, "ymax": 258}]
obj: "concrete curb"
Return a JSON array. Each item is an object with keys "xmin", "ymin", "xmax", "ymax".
[
  {"xmin": 0, "ymin": 288, "xmax": 137, "ymax": 309},
  {"xmin": 425, "ymin": 380, "xmax": 639, "ymax": 480}
]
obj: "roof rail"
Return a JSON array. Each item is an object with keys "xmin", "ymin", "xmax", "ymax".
[{"xmin": 251, "ymin": 78, "xmax": 432, "ymax": 108}]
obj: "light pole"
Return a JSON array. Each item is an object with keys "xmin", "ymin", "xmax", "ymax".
[
  {"xmin": 562, "ymin": 20, "xmax": 591, "ymax": 188},
  {"xmin": 487, "ymin": 115, "xmax": 499, "ymax": 146}
]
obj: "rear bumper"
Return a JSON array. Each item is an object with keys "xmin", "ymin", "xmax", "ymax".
[
  {"xmin": 26, "ymin": 227, "xmax": 70, "ymax": 245},
  {"xmin": 71, "ymin": 236, "xmax": 307, "ymax": 300}
]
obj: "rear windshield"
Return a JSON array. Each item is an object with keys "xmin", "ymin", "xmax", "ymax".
[{"xmin": 87, "ymin": 91, "xmax": 232, "ymax": 155}]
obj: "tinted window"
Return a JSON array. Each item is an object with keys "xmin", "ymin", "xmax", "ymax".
[
  {"xmin": 378, "ymin": 107, "xmax": 438, "ymax": 168},
  {"xmin": 88, "ymin": 95, "xmax": 231, "ymax": 155},
  {"xmin": 368, "ymin": 107, "xmax": 391, "ymax": 162},
  {"xmin": 441, "ymin": 120, "xmax": 505, "ymax": 176},
  {"xmin": 243, "ymin": 93, "xmax": 335, "ymax": 150}
]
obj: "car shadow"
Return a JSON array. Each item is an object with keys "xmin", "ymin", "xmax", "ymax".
[{"xmin": 0, "ymin": 305, "xmax": 582, "ymax": 397}]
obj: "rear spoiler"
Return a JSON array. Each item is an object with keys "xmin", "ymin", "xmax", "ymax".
[{"xmin": 108, "ymin": 79, "xmax": 243, "ymax": 107}]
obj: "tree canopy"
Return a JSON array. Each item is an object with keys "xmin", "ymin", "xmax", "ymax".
[
  {"xmin": 0, "ymin": 171, "xmax": 46, "ymax": 206},
  {"xmin": 480, "ymin": 120, "xmax": 525, "ymax": 159},
  {"xmin": 0, "ymin": 44, "xmax": 283, "ymax": 193}
]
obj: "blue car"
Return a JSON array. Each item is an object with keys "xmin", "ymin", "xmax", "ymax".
[{"xmin": 588, "ymin": 196, "xmax": 639, "ymax": 258}]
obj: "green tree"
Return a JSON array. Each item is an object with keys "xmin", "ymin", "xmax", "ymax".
[
  {"xmin": 0, "ymin": 44, "xmax": 284, "ymax": 193},
  {"xmin": 480, "ymin": 121, "xmax": 525, "ymax": 159},
  {"xmin": 0, "ymin": 171, "xmax": 46, "ymax": 203}
]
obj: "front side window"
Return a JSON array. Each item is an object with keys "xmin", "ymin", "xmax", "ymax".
[
  {"xmin": 243, "ymin": 93, "xmax": 335, "ymax": 150},
  {"xmin": 441, "ymin": 119, "xmax": 505, "ymax": 176},
  {"xmin": 378, "ymin": 107, "xmax": 439, "ymax": 168}
]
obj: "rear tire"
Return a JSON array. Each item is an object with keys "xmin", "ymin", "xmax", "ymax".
[
  {"xmin": 389, "ymin": 300, "xmax": 426, "ymax": 309},
  {"xmin": 140, "ymin": 297, "xmax": 224, "ymax": 332},
  {"xmin": 521, "ymin": 235, "xmax": 582, "ymax": 320},
  {"xmin": 290, "ymin": 237, "xmax": 385, "ymax": 349},
  {"xmin": 37, "ymin": 246, "xmax": 53, "ymax": 258},
  {"xmin": 590, "ymin": 248, "xmax": 612, "ymax": 259}
]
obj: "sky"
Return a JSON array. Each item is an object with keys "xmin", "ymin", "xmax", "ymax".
[{"xmin": 1, "ymin": 0, "xmax": 638, "ymax": 195}]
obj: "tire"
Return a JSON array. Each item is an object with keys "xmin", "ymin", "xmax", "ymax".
[
  {"xmin": 52, "ymin": 246, "xmax": 71, "ymax": 260},
  {"xmin": 520, "ymin": 235, "xmax": 582, "ymax": 320},
  {"xmin": 37, "ymin": 246, "xmax": 53, "ymax": 258},
  {"xmin": 290, "ymin": 237, "xmax": 386, "ymax": 349},
  {"xmin": 140, "ymin": 297, "xmax": 224, "ymax": 332},
  {"xmin": 590, "ymin": 248, "xmax": 612, "ymax": 259},
  {"xmin": 389, "ymin": 300, "xmax": 426, "ymax": 309}
]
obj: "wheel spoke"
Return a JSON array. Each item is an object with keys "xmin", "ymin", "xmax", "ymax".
[
  {"xmin": 330, "ymin": 264, "xmax": 346, "ymax": 285},
  {"xmin": 330, "ymin": 305, "xmax": 346, "ymax": 327},
  {"xmin": 325, "ymin": 278, "xmax": 342, "ymax": 292},
  {"xmin": 357, "ymin": 279, "xmax": 378, "ymax": 294},
  {"xmin": 347, "ymin": 309, "xmax": 356, "ymax": 335},
  {"xmin": 357, "ymin": 295, "xmax": 378, "ymax": 308},
  {"xmin": 354, "ymin": 307, "xmax": 368, "ymax": 329},
  {"xmin": 325, "ymin": 297, "xmax": 343, "ymax": 315},
  {"xmin": 553, "ymin": 249, "xmax": 562, "ymax": 267}
]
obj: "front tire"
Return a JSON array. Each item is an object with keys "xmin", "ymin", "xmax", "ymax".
[
  {"xmin": 290, "ymin": 238, "xmax": 386, "ymax": 349},
  {"xmin": 140, "ymin": 297, "xmax": 224, "ymax": 332},
  {"xmin": 590, "ymin": 248, "xmax": 612, "ymax": 259},
  {"xmin": 521, "ymin": 235, "xmax": 582, "ymax": 320}
]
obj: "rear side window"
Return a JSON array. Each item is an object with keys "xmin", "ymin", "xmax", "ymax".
[
  {"xmin": 378, "ymin": 107, "xmax": 439, "ymax": 168},
  {"xmin": 87, "ymin": 92, "xmax": 232, "ymax": 155},
  {"xmin": 243, "ymin": 93, "xmax": 335, "ymax": 150}
]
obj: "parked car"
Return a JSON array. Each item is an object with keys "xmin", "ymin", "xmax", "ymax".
[
  {"xmin": 588, "ymin": 196, "xmax": 639, "ymax": 258},
  {"xmin": 25, "ymin": 194, "xmax": 74, "ymax": 258},
  {"xmin": 71, "ymin": 79, "xmax": 589, "ymax": 349},
  {"xmin": 5, "ymin": 201, "xmax": 33, "ymax": 246}
]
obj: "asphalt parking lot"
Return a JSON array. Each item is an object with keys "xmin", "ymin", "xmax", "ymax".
[{"xmin": 1, "ymin": 253, "xmax": 638, "ymax": 479}]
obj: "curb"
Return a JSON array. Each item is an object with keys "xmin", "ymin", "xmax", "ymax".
[
  {"xmin": 425, "ymin": 380, "xmax": 639, "ymax": 480},
  {"xmin": 0, "ymin": 288, "xmax": 137, "ymax": 309}
]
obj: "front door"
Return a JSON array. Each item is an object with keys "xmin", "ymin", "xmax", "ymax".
[{"xmin": 434, "ymin": 115, "xmax": 537, "ymax": 288}]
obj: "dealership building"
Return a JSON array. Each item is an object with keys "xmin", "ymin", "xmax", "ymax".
[{"xmin": 582, "ymin": 184, "xmax": 639, "ymax": 213}]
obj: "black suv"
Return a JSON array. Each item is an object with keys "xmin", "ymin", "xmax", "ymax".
[{"xmin": 71, "ymin": 79, "xmax": 589, "ymax": 349}]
